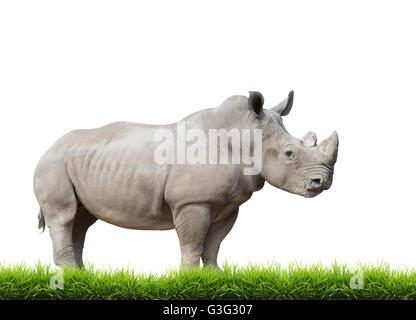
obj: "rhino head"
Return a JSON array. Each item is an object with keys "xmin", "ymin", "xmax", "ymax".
[{"xmin": 247, "ymin": 90, "xmax": 339, "ymax": 198}]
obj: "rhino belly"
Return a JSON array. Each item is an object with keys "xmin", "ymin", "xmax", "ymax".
[{"xmin": 67, "ymin": 151, "xmax": 174, "ymax": 230}]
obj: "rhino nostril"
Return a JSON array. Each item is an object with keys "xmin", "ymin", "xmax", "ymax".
[{"xmin": 311, "ymin": 178, "xmax": 321, "ymax": 187}]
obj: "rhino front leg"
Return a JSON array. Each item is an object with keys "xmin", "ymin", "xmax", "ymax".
[
  {"xmin": 202, "ymin": 208, "xmax": 238, "ymax": 269},
  {"xmin": 174, "ymin": 205, "xmax": 212, "ymax": 268}
]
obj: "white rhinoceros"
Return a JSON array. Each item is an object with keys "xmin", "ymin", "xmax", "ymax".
[{"xmin": 33, "ymin": 91, "xmax": 338, "ymax": 268}]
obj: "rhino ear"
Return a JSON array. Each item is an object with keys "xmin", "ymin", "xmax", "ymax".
[
  {"xmin": 271, "ymin": 90, "xmax": 294, "ymax": 116},
  {"xmin": 248, "ymin": 91, "xmax": 264, "ymax": 118}
]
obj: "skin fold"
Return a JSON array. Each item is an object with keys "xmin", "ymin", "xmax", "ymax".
[{"xmin": 33, "ymin": 91, "xmax": 338, "ymax": 269}]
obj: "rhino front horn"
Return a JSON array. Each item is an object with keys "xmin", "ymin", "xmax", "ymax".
[{"xmin": 319, "ymin": 131, "xmax": 339, "ymax": 161}]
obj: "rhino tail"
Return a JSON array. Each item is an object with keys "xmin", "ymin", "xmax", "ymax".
[{"xmin": 38, "ymin": 209, "xmax": 45, "ymax": 233}]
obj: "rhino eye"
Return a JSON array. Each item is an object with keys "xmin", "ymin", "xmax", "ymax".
[{"xmin": 285, "ymin": 150, "xmax": 293, "ymax": 158}]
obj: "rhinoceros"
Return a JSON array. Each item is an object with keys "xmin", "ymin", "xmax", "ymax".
[{"xmin": 33, "ymin": 91, "xmax": 338, "ymax": 269}]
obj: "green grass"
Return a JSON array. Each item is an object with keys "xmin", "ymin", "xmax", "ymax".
[{"xmin": 1, "ymin": 263, "xmax": 416, "ymax": 299}]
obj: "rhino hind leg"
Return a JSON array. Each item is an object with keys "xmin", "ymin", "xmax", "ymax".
[
  {"xmin": 49, "ymin": 224, "xmax": 78, "ymax": 268},
  {"xmin": 72, "ymin": 204, "xmax": 97, "ymax": 268},
  {"xmin": 34, "ymin": 161, "xmax": 87, "ymax": 268},
  {"xmin": 202, "ymin": 208, "xmax": 239, "ymax": 269},
  {"xmin": 46, "ymin": 202, "xmax": 96, "ymax": 269}
]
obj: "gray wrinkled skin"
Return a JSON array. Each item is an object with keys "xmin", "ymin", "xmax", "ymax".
[{"xmin": 33, "ymin": 91, "xmax": 339, "ymax": 269}]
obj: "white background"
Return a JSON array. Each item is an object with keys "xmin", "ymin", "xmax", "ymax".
[{"xmin": 1, "ymin": 1, "xmax": 415, "ymax": 274}]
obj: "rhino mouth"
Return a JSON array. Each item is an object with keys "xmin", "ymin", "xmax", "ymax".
[
  {"xmin": 285, "ymin": 185, "xmax": 324, "ymax": 198},
  {"xmin": 304, "ymin": 188, "xmax": 324, "ymax": 198}
]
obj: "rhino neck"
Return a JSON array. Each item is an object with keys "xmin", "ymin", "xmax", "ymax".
[
  {"xmin": 178, "ymin": 96, "xmax": 266, "ymax": 194},
  {"xmin": 242, "ymin": 172, "xmax": 266, "ymax": 194}
]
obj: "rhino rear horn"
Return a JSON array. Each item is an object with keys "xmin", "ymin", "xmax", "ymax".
[
  {"xmin": 319, "ymin": 131, "xmax": 339, "ymax": 162},
  {"xmin": 271, "ymin": 90, "xmax": 294, "ymax": 116},
  {"xmin": 301, "ymin": 132, "xmax": 317, "ymax": 147}
]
